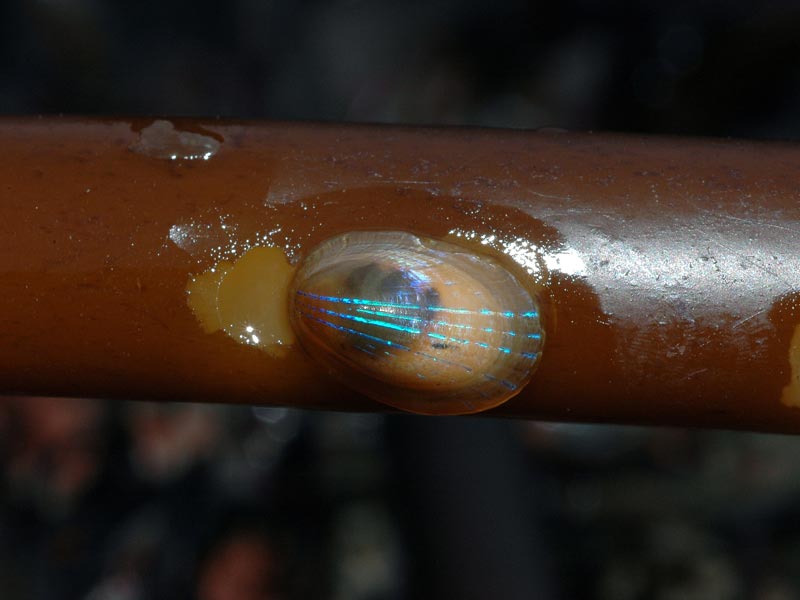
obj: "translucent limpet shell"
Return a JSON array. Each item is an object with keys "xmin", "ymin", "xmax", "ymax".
[{"xmin": 289, "ymin": 231, "xmax": 544, "ymax": 415}]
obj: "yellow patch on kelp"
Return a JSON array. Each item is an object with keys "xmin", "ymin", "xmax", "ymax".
[
  {"xmin": 187, "ymin": 246, "xmax": 296, "ymax": 356},
  {"xmin": 781, "ymin": 324, "xmax": 800, "ymax": 407}
]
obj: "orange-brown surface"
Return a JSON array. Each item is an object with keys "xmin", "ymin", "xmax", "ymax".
[{"xmin": 2, "ymin": 117, "xmax": 800, "ymax": 431}]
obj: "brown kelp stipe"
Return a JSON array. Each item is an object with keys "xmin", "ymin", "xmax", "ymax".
[{"xmin": 2, "ymin": 117, "xmax": 800, "ymax": 431}]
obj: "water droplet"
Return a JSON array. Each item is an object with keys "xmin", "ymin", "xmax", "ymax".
[{"xmin": 130, "ymin": 120, "xmax": 221, "ymax": 161}]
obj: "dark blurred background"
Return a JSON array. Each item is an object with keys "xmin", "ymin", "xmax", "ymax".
[{"xmin": 2, "ymin": 1, "xmax": 800, "ymax": 599}]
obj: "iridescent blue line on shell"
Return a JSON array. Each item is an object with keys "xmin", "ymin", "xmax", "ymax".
[
  {"xmin": 297, "ymin": 312, "xmax": 493, "ymax": 385},
  {"xmin": 298, "ymin": 309, "xmax": 516, "ymax": 384},
  {"xmin": 296, "ymin": 290, "xmax": 539, "ymax": 318},
  {"xmin": 295, "ymin": 301, "xmax": 525, "ymax": 390},
  {"xmin": 299, "ymin": 303, "xmax": 422, "ymax": 335},
  {"xmin": 355, "ymin": 307, "xmax": 541, "ymax": 339},
  {"xmin": 295, "ymin": 294, "xmax": 541, "ymax": 362}
]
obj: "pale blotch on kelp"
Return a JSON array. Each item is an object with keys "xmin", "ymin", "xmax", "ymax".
[{"xmin": 187, "ymin": 246, "xmax": 296, "ymax": 355}]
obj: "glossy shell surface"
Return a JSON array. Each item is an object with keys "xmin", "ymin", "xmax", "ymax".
[{"xmin": 289, "ymin": 231, "xmax": 544, "ymax": 415}]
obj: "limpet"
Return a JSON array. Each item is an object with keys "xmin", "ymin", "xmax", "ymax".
[{"xmin": 289, "ymin": 231, "xmax": 544, "ymax": 415}]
